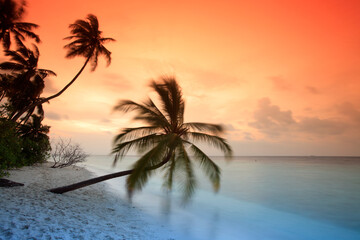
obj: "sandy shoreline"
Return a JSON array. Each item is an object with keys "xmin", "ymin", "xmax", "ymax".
[{"xmin": 0, "ymin": 163, "xmax": 176, "ymax": 240}]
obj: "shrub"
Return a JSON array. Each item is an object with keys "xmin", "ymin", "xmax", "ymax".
[{"xmin": 0, "ymin": 119, "xmax": 22, "ymax": 177}]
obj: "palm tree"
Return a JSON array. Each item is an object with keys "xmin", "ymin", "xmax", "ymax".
[
  {"xmin": 48, "ymin": 77, "xmax": 232, "ymax": 201},
  {"xmin": 10, "ymin": 14, "xmax": 115, "ymax": 121},
  {"xmin": 0, "ymin": 44, "xmax": 55, "ymax": 121},
  {"xmin": 0, "ymin": 44, "xmax": 56, "ymax": 81},
  {"xmin": 0, "ymin": 0, "xmax": 40, "ymax": 50}
]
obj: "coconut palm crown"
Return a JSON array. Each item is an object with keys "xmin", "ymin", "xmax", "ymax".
[
  {"xmin": 112, "ymin": 77, "xmax": 232, "ymax": 200},
  {"xmin": 64, "ymin": 14, "xmax": 115, "ymax": 71},
  {"xmin": 0, "ymin": 44, "xmax": 56, "ymax": 122},
  {"xmin": 0, "ymin": 44, "xmax": 56, "ymax": 80},
  {"xmin": 0, "ymin": 0, "xmax": 40, "ymax": 50}
]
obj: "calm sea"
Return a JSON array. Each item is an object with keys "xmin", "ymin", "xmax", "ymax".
[{"xmin": 84, "ymin": 156, "xmax": 360, "ymax": 240}]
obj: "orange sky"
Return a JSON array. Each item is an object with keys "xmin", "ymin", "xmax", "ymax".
[{"xmin": 11, "ymin": 0, "xmax": 360, "ymax": 155}]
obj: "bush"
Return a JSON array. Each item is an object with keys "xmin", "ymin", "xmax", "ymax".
[
  {"xmin": 0, "ymin": 119, "xmax": 22, "ymax": 177},
  {"xmin": 0, "ymin": 117, "xmax": 51, "ymax": 177}
]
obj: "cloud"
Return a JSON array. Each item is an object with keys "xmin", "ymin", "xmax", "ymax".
[
  {"xmin": 43, "ymin": 77, "xmax": 59, "ymax": 94},
  {"xmin": 249, "ymin": 98, "xmax": 348, "ymax": 138},
  {"xmin": 337, "ymin": 102, "xmax": 360, "ymax": 123},
  {"xmin": 224, "ymin": 124, "xmax": 237, "ymax": 132},
  {"xmin": 297, "ymin": 117, "xmax": 347, "ymax": 135},
  {"xmin": 45, "ymin": 111, "xmax": 62, "ymax": 120},
  {"xmin": 305, "ymin": 86, "xmax": 320, "ymax": 94},
  {"xmin": 269, "ymin": 76, "xmax": 292, "ymax": 91},
  {"xmin": 249, "ymin": 98, "xmax": 295, "ymax": 137},
  {"xmin": 101, "ymin": 73, "xmax": 133, "ymax": 92},
  {"xmin": 99, "ymin": 118, "xmax": 111, "ymax": 123}
]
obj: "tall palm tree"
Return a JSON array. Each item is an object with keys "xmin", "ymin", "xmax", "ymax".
[
  {"xmin": 48, "ymin": 77, "xmax": 232, "ymax": 201},
  {"xmin": 0, "ymin": 0, "xmax": 40, "ymax": 50},
  {"xmin": 0, "ymin": 44, "xmax": 55, "ymax": 121},
  {"xmin": 10, "ymin": 14, "xmax": 115, "ymax": 121}
]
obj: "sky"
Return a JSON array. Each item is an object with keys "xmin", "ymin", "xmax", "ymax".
[{"xmin": 10, "ymin": 0, "xmax": 360, "ymax": 156}]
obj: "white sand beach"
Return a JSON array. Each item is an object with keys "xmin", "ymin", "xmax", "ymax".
[{"xmin": 0, "ymin": 163, "xmax": 177, "ymax": 240}]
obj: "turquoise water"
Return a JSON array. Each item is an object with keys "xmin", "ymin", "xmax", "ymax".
[{"xmin": 84, "ymin": 156, "xmax": 360, "ymax": 240}]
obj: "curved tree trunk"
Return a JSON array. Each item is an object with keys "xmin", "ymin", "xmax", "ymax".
[
  {"xmin": 48, "ymin": 154, "xmax": 172, "ymax": 194},
  {"xmin": 48, "ymin": 169, "xmax": 133, "ymax": 194},
  {"xmin": 11, "ymin": 56, "xmax": 92, "ymax": 122}
]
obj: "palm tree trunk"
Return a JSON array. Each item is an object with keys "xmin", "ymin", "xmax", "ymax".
[
  {"xmin": 47, "ymin": 154, "xmax": 172, "ymax": 194},
  {"xmin": 10, "ymin": 55, "xmax": 92, "ymax": 122},
  {"xmin": 48, "ymin": 169, "xmax": 133, "ymax": 194}
]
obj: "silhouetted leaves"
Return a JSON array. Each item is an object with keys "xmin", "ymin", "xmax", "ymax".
[{"xmin": 113, "ymin": 77, "xmax": 233, "ymax": 201}]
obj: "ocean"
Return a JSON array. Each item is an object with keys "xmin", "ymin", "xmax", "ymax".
[{"xmin": 84, "ymin": 156, "xmax": 360, "ymax": 240}]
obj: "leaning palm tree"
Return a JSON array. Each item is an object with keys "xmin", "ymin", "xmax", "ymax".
[
  {"xmin": 10, "ymin": 14, "xmax": 115, "ymax": 121},
  {"xmin": 48, "ymin": 77, "xmax": 232, "ymax": 201},
  {"xmin": 0, "ymin": 0, "xmax": 40, "ymax": 50}
]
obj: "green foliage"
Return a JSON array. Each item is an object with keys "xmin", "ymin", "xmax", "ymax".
[
  {"xmin": 0, "ymin": 116, "xmax": 51, "ymax": 177},
  {"xmin": 0, "ymin": 118, "xmax": 22, "ymax": 177}
]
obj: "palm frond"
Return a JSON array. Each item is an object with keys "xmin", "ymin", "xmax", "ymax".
[
  {"xmin": 17, "ymin": 28, "xmax": 40, "ymax": 43},
  {"xmin": 126, "ymin": 140, "xmax": 169, "ymax": 196},
  {"xmin": 113, "ymin": 126, "xmax": 161, "ymax": 143},
  {"xmin": 112, "ymin": 133, "xmax": 161, "ymax": 166},
  {"xmin": 176, "ymin": 143, "xmax": 196, "ymax": 202},
  {"xmin": 0, "ymin": 62, "xmax": 24, "ymax": 71},
  {"xmin": 114, "ymin": 99, "xmax": 170, "ymax": 128},
  {"xmin": 185, "ymin": 132, "xmax": 233, "ymax": 159},
  {"xmin": 98, "ymin": 45, "xmax": 112, "ymax": 66},
  {"xmin": 38, "ymin": 68, "xmax": 56, "ymax": 77},
  {"xmin": 183, "ymin": 122, "xmax": 224, "ymax": 135},
  {"xmin": 162, "ymin": 153, "xmax": 176, "ymax": 191},
  {"xmin": 187, "ymin": 142, "xmax": 221, "ymax": 192}
]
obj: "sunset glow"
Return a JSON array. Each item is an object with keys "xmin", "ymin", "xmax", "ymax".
[{"xmin": 14, "ymin": 0, "xmax": 360, "ymax": 155}]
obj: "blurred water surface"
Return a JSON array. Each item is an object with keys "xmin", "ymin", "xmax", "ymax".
[{"xmin": 84, "ymin": 156, "xmax": 360, "ymax": 240}]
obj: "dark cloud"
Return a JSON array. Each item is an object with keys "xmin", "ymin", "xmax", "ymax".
[
  {"xmin": 305, "ymin": 86, "xmax": 320, "ymax": 94},
  {"xmin": 250, "ymin": 98, "xmax": 348, "ymax": 138},
  {"xmin": 269, "ymin": 76, "xmax": 292, "ymax": 91},
  {"xmin": 45, "ymin": 112, "xmax": 62, "ymax": 120}
]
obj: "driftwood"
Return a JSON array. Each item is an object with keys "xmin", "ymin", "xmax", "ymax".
[{"xmin": 0, "ymin": 179, "xmax": 24, "ymax": 187}]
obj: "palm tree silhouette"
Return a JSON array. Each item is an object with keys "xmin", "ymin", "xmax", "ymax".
[
  {"xmin": 0, "ymin": 0, "xmax": 40, "ymax": 50},
  {"xmin": 10, "ymin": 14, "xmax": 115, "ymax": 121},
  {"xmin": 0, "ymin": 44, "xmax": 56, "ymax": 80},
  {"xmin": 0, "ymin": 44, "xmax": 55, "ymax": 122},
  {"xmin": 48, "ymin": 77, "xmax": 232, "ymax": 201}
]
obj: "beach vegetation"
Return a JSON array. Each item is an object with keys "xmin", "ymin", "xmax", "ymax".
[
  {"xmin": 0, "ymin": 12, "xmax": 112, "ymax": 176},
  {"xmin": 0, "ymin": 118, "xmax": 22, "ymax": 177}
]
